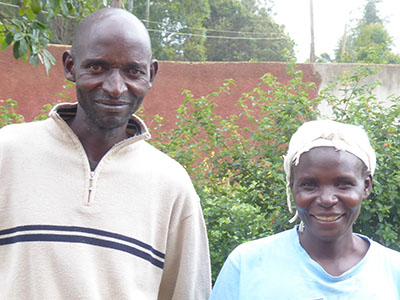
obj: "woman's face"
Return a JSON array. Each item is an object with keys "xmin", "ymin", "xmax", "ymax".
[{"xmin": 291, "ymin": 147, "xmax": 372, "ymax": 242}]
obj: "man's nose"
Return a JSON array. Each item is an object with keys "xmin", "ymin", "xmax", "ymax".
[
  {"xmin": 318, "ymin": 186, "xmax": 338, "ymax": 207},
  {"xmin": 102, "ymin": 69, "xmax": 128, "ymax": 97}
]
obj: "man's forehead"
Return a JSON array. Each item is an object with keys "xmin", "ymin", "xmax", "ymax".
[
  {"xmin": 73, "ymin": 9, "xmax": 151, "ymax": 60},
  {"xmin": 83, "ymin": 8, "xmax": 141, "ymax": 26},
  {"xmin": 82, "ymin": 11, "xmax": 145, "ymax": 39}
]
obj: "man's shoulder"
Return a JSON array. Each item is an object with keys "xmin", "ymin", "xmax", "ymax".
[
  {"xmin": 131, "ymin": 140, "xmax": 191, "ymax": 177},
  {"xmin": 136, "ymin": 141, "xmax": 183, "ymax": 165},
  {"xmin": 126, "ymin": 140, "xmax": 199, "ymax": 201}
]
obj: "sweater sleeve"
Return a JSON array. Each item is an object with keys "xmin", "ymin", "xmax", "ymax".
[{"xmin": 157, "ymin": 196, "xmax": 211, "ymax": 300}]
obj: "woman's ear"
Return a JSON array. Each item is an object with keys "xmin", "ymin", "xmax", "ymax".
[
  {"xmin": 63, "ymin": 50, "xmax": 76, "ymax": 82},
  {"xmin": 363, "ymin": 174, "xmax": 373, "ymax": 199}
]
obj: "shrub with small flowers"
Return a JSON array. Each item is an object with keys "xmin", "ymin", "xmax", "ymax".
[
  {"xmin": 1, "ymin": 59, "xmax": 399, "ymax": 283},
  {"xmin": 151, "ymin": 61, "xmax": 400, "ymax": 282},
  {"xmin": 320, "ymin": 65, "xmax": 400, "ymax": 248},
  {"xmin": 0, "ymin": 99, "xmax": 25, "ymax": 128},
  {"xmin": 151, "ymin": 54, "xmax": 322, "ymax": 281}
]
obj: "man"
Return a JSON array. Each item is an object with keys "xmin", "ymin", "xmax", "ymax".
[{"xmin": 0, "ymin": 8, "xmax": 211, "ymax": 299}]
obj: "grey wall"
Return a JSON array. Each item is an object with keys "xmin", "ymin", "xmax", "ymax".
[{"xmin": 312, "ymin": 63, "xmax": 400, "ymax": 116}]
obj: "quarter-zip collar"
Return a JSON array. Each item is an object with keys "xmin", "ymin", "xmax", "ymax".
[{"xmin": 48, "ymin": 102, "xmax": 151, "ymax": 206}]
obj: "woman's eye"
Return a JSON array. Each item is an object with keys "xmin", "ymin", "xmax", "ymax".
[
  {"xmin": 337, "ymin": 182, "xmax": 353, "ymax": 189},
  {"xmin": 300, "ymin": 182, "xmax": 316, "ymax": 190}
]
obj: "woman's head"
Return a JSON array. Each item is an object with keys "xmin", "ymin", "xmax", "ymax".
[
  {"xmin": 290, "ymin": 146, "xmax": 372, "ymax": 241},
  {"xmin": 284, "ymin": 120, "xmax": 376, "ymax": 223}
]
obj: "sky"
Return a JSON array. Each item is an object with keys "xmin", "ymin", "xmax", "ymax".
[{"xmin": 272, "ymin": 0, "xmax": 400, "ymax": 62}]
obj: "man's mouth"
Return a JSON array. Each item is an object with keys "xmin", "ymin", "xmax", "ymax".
[{"xmin": 96, "ymin": 100, "xmax": 130, "ymax": 106}]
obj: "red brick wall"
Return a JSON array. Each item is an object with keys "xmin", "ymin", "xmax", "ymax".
[{"xmin": 0, "ymin": 45, "xmax": 321, "ymax": 131}]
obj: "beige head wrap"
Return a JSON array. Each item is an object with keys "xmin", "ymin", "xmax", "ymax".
[{"xmin": 283, "ymin": 119, "xmax": 376, "ymax": 223}]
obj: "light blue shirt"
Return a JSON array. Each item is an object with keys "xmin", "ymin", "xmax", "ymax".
[{"xmin": 210, "ymin": 227, "xmax": 400, "ymax": 300}]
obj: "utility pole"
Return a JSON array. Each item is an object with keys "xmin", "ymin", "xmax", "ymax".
[
  {"xmin": 145, "ymin": 0, "xmax": 150, "ymax": 28},
  {"xmin": 111, "ymin": 0, "xmax": 121, "ymax": 8},
  {"xmin": 341, "ymin": 24, "xmax": 347, "ymax": 57},
  {"xmin": 309, "ymin": 0, "xmax": 315, "ymax": 62}
]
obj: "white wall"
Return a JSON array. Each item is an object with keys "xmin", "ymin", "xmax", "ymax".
[{"xmin": 312, "ymin": 63, "xmax": 400, "ymax": 116}]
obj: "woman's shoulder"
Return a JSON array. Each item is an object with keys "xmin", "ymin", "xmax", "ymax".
[
  {"xmin": 231, "ymin": 227, "xmax": 297, "ymax": 260},
  {"xmin": 370, "ymin": 238, "xmax": 400, "ymax": 258},
  {"xmin": 358, "ymin": 234, "xmax": 400, "ymax": 268}
]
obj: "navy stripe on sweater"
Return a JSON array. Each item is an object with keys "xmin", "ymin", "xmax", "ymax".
[{"xmin": 0, "ymin": 225, "xmax": 165, "ymax": 269}]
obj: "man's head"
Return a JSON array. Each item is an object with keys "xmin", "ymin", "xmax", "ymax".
[
  {"xmin": 283, "ymin": 120, "xmax": 376, "ymax": 223},
  {"xmin": 63, "ymin": 8, "xmax": 158, "ymax": 130}
]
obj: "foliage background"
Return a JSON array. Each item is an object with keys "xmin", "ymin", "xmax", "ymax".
[
  {"xmin": 2, "ymin": 0, "xmax": 400, "ymax": 68},
  {"xmin": 0, "ymin": 0, "xmax": 294, "ymax": 70},
  {"xmin": 1, "ymin": 58, "xmax": 399, "ymax": 282},
  {"xmin": 318, "ymin": 0, "xmax": 400, "ymax": 64},
  {"xmin": 1, "ymin": 0, "xmax": 399, "ymax": 287},
  {"xmin": 148, "ymin": 59, "xmax": 400, "ymax": 281}
]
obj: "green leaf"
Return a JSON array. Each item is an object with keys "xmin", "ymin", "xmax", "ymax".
[
  {"xmin": 43, "ymin": 54, "xmax": 50, "ymax": 74},
  {"xmin": 11, "ymin": 19, "xmax": 26, "ymax": 30},
  {"xmin": 47, "ymin": 0, "xmax": 61, "ymax": 15},
  {"xmin": 39, "ymin": 48, "xmax": 55, "ymax": 74},
  {"xmin": 37, "ymin": 52, "xmax": 43, "ymax": 64},
  {"xmin": 31, "ymin": 43, "xmax": 40, "ymax": 54},
  {"xmin": 0, "ymin": 34, "xmax": 8, "ymax": 51},
  {"xmin": 18, "ymin": 7, "xmax": 25, "ymax": 17},
  {"xmin": 21, "ymin": 50, "xmax": 29, "ymax": 62},
  {"xmin": 13, "ymin": 32, "xmax": 24, "ymax": 41},
  {"xmin": 47, "ymin": 10, "xmax": 55, "ymax": 19},
  {"xmin": 42, "ymin": 48, "xmax": 56, "ymax": 65},
  {"xmin": 5, "ymin": 32, "xmax": 14, "ymax": 45},
  {"xmin": 31, "ymin": 0, "xmax": 42, "ymax": 14},
  {"xmin": 12, "ymin": 39, "xmax": 27, "ymax": 59},
  {"xmin": 24, "ymin": 6, "xmax": 37, "ymax": 21},
  {"xmin": 39, "ymin": 37, "xmax": 49, "ymax": 46},
  {"xmin": 60, "ymin": 0, "xmax": 69, "ymax": 17},
  {"xmin": 32, "ymin": 20, "xmax": 47, "ymax": 31},
  {"xmin": 29, "ymin": 54, "xmax": 39, "ymax": 66}
]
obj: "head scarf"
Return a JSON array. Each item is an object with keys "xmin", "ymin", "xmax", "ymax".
[{"xmin": 283, "ymin": 119, "xmax": 376, "ymax": 223}]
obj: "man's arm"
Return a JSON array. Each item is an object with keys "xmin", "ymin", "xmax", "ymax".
[{"xmin": 158, "ymin": 198, "xmax": 211, "ymax": 300}]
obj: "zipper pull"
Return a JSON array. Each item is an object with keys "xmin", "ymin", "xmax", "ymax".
[{"xmin": 88, "ymin": 171, "xmax": 95, "ymax": 204}]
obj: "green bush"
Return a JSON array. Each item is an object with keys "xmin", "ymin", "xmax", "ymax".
[
  {"xmin": 1, "ymin": 61, "xmax": 399, "ymax": 283},
  {"xmin": 320, "ymin": 66, "xmax": 400, "ymax": 248},
  {"xmin": 0, "ymin": 98, "xmax": 24, "ymax": 128},
  {"xmin": 150, "ymin": 62, "xmax": 400, "ymax": 281},
  {"xmin": 150, "ymin": 57, "xmax": 319, "ymax": 280}
]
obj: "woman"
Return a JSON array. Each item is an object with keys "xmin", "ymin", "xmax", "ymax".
[{"xmin": 210, "ymin": 120, "xmax": 400, "ymax": 300}]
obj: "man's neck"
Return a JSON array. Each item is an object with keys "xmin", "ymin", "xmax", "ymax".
[{"xmin": 67, "ymin": 109, "xmax": 129, "ymax": 169}]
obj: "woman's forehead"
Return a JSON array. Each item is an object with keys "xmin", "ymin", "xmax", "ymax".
[{"xmin": 292, "ymin": 147, "xmax": 365, "ymax": 176}]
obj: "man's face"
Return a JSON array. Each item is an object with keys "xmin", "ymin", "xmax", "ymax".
[
  {"xmin": 68, "ymin": 15, "xmax": 156, "ymax": 129},
  {"xmin": 290, "ymin": 147, "xmax": 371, "ymax": 243}
]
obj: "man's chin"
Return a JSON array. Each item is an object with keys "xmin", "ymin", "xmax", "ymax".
[{"xmin": 89, "ymin": 115, "xmax": 131, "ymax": 130}]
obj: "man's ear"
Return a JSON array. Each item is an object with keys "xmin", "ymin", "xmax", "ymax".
[
  {"xmin": 363, "ymin": 174, "xmax": 373, "ymax": 199},
  {"xmin": 63, "ymin": 50, "xmax": 76, "ymax": 82},
  {"xmin": 148, "ymin": 59, "xmax": 158, "ymax": 88}
]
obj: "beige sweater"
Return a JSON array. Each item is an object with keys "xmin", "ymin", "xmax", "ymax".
[{"xmin": 0, "ymin": 103, "xmax": 211, "ymax": 299}]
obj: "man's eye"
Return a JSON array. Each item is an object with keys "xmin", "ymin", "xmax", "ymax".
[
  {"xmin": 88, "ymin": 64, "xmax": 104, "ymax": 73},
  {"xmin": 126, "ymin": 68, "xmax": 143, "ymax": 76}
]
